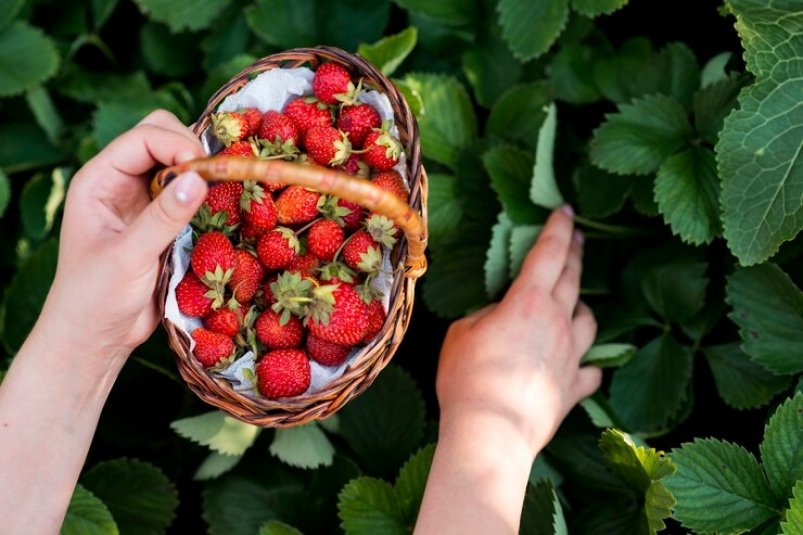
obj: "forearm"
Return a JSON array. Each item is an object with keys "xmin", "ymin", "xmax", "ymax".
[
  {"xmin": 415, "ymin": 410, "xmax": 541, "ymax": 535},
  {"xmin": 0, "ymin": 308, "xmax": 127, "ymax": 534}
]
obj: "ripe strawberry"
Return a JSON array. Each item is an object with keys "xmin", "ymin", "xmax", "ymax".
[
  {"xmin": 205, "ymin": 182, "xmax": 244, "ymax": 227},
  {"xmin": 362, "ymin": 128, "xmax": 401, "ymax": 171},
  {"xmin": 343, "ymin": 230, "xmax": 382, "ymax": 273},
  {"xmin": 304, "ymin": 125, "xmax": 352, "ymax": 166},
  {"xmin": 241, "ymin": 182, "xmax": 277, "ymax": 235},
  {"xmin": 176, "ymin": 271, "xmax": 215, "ymax": 317},
  {"xmin": 229, "ymin": 249, "xmax": 264, "ymax": 302},
  {"xmin": 204, "ymin": 307, "xmax": 241, "ymax": 337},
  {"xmin": 192, "ymin": 328, "xmax": 235, "ymax": 368},
  {"xmin": 260, "ymin": 274, "xmax": 279, "ymax": 305},
  {"xmin": 255, "ymin": 310, "xmax": 304, "ymax": 349},
  {"xmin": 219, "ymin": 139, "xmax": 256, "ymax": 157},
  {"xmin": 337, "ymin": 103, "xmax": 381, "ymax": 147},
  {"xmin": 307, "ymin": 219, "xmax": 344, "ymax": 262},
  {"xmin": 257, "ymin": 227, "xmax": 300, "ymax": 269},
  {"xmin": 241, "ymin": 108, "xmax": 263, "ymax": 135},
  {"xmin": 284, "ymin": 97, "xmax": 332, "ymax": 144},
  {"xmin": 191, "ymin": 232, "xmax": 235, "ymax": 295},
  {"xmin": 288, "ymin": 253, "xmax": 320, "ymax": 279},
  {"xmin": 306, "ymin": 334, "xmax": 351, "ymax": 367},
  {"xmin": 372, "ymin": 170, "xmax": 409, "ymax": 203},
  {"xmin": 211, "ymin": 111, "xmax": 252, "ymax": 146},
  {"xmin": 339, "ymin": 199, "xmax": 364, "ymax": 230},
  {"xmin": 318, "ymin": 262, "xmax": 357, "ymax": 286},
  {"xmin": 338, "ymin": 153, "xmax": 369, "ymax": 177},
  {"xmin": 307, "ymin": 284, "xmax": 369, "ymax": 345},
  {"xmin": 259, "ymin": 110, "xmax": 299, "ymax": 150},
  {"xmin": 276, "ymin": 186, "xmax": 321, "ymax": 225},
  {"xmin": 240, "ymin": 223, "xmax": 263, "ymax": 242},
  {"xmin": 363, "ymin": 299, "xmax": 386, "ymax": 341},
  {"xmin": 312, "ymin": 63, "xmax": 358, "ymax": 105},
  {"xmin": 256, "ymin": 349, "xmax": 311, "ymax": 399}
]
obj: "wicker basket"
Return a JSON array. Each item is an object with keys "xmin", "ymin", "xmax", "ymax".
[{"xmin": 150, "ymin": 47, "xmax": 428, "ymax": 428}]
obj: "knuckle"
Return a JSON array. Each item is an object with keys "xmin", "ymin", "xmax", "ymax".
[{"xmin": 140, "ymin": 109, "xmax": 177, "ymax": 126}]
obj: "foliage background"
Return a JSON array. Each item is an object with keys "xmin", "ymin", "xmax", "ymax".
[{"xmin": 0, "ymin": 0, "xmax": 801, "ymax": 533}]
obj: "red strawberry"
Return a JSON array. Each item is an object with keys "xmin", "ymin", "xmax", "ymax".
[
  {"xmin": 205, "ymin": 182, "xmax": 244, "ymax": 227},
  {"xmin": 219, "ymin": 140, "xmax": 256, "ymax": 157},
  {"xmin": 312, "ymin": 63, "xmax": 357, "ymax": 105},
  {"xmin": 256, "ymin": 349, "xmax": 311, "ymax": 399},
  {"xmin": 307, "ymin": 284, "xmax": 369, "ymax": 345},
  {"xmin": 192, "ymin": 328, "xmax": 235, "ymax": 368},
  {"xmin": 363, "ymin": 299, "xmax": 386, "ymax": 341},
  {"xmin": 337, "ymin": 103, "xmax": 381, "ymax": 147},
  {"xmin": 204, "ymin": 307, "xmax": 241, "ymax": 337},
  {"xmin": 318, "ymin": 262, "xmax": 357, "ymax": 286},
  {"xmin": 191, "ymin": 232, "xmax": 235, "ymax": 294},
  {"xmin": 241, "ymin": 108, "xmax": 263, "ymax": 135},
  {"xmin": 304, "ymin": 125, "xmax": 352, "ymax": 166},
  {"xmin": 261, "ymin": 274, "xmax": 279, "ymax": 305},
  {"xmin": 338, "ymin": 153, "xmax": 369, "ymax": 177},
  {"xmin": 176, "ymin": 271, "xmax": 215, "ymax": 317},
  {"xmin": 288, "ymin": 253, "xmax": 320, "ymax": 279},
  {"xmin": 240, "ymin": 223, "xmax": 263, "ymax": 242},
  {"xmin": 284, "ymin": 97, "xmax": 332, "ymax": 144},
  {"xmin": 211, "ymin": 111, "xmax": 252, "ymax": 146},
  {"xmin": 275, "ymin": 186, "xmax": 321, "ymax": 224},
  {"xmin": 255, "ymin": 310, "xmax": 304, "ymax": 349},
  {"xmin": 306, "ymin": 334, "xmax": 351, "ymax": 366},
  {"xmin": 241, "ymin": 182, "xmax": 277, "ymax": 235},
  {"xmin": 343, "ymin": 230, "xmax": 382, "ymax": 273},
  {"xmin": 307, "ymin": 219, "xmax": 344, "ymax": 262},
  {"xmin": 339, "ymin": 199, "xmax": 364, "ymax": 230},
  {"xmin": 258, "ymin": 110, "xmax": 299, "ymax": 153},
  {"xmin": 257, "ymin": 227, "xmax": 300, "ymax": 269},
  {"xmin": 229, "ymin": 249, "xmax": 264, "ymax": 302},
  {"xmin": 372, "ymin": 170, "xmax": 409, "ymax": 203},
  {"xmin": 362, "ymin": 128, "xmax": 401, "ymax": 171}
]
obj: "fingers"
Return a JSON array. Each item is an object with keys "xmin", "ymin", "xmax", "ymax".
[
  {"xmin": 120, "ymin": 171, "xmax": 207, "ymax": 262},
  {"xmin": 464, "ymin": 303, "xmax": 498, "ymax": 327},
  {"xmin": 138, "ymin": 109, "xmax": 202, "ymax": 147},
  {"xmin": 572, "ymin": 366, "xmax": 602, "ymax": 400},
  {"xmin": 553, "ymin": 231, "xmax": 584, "ymax": 314},
  {"xmin": 571, "ymin": 301, "xmax": 597, "ymax": 361}
]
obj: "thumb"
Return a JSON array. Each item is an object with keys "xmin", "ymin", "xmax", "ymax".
[{"xmin": 124, "ymin": 171, "xmax": 207, "ymax": 261}]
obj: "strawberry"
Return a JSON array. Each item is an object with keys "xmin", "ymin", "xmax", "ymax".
[
  {"xmin": 343, "ymin": 230, "xmax": 381, "ymax": 274},
  {"xmin": 257, "ymin": 227, "xmax": 300, "ymax": 269},
  {"xmin": 256, "ymin": 349, "xmax": 311, "ymax": 399},
  {"xmin": 307, "ymin": 284, "xmax": 370, "ymax": 345},
  {"xmin": 258, "ymin": 110, "xmax": 299, "ymax": 157},
  {"xmin": 362, "ymin": 126, "xmax": 401, "ymax": 171},
  {"xmin": 338, "ymin": 153, "xmax": 369, "ymax": 177},
  {"xmin": 312, "ymin": 62, "xmax": 359, "ymax": 105},
  {"xmin": 269, "ymin": 271, "xmax": 314, "ymax": 321},
  {"xmin": 203, "ymin": 307, "xmax": 241, "ymax": 337},
  {"xmin": 337, "ymin": 103, "xmax": 381, "ymax": 147},
  {"xmin": 229, "ymin": 249, "xmax": 264, "ymax": 302},
  {"xmin": 288, "ymin": 253, "xmax": 320, "ymax": 279},
  {"xmin": 260, "ymin": 274, "xmax": 279, "ymax": 305},
  {"xmin": 240, "ymin": 223, "xmax": 263, "ymax": 242},
  {"xmin": 241, "ymin": 108, "xmax": 263, "ymax": 135},
  {"xmin": 255, "ymin": 310, "xmax": 304, "ymax": 349},
  {"xmin": 219, "ymin": 139, "xmax": 257, "ymax": 157},
  {"xmin": 307, "ymin": 219, "xmax": 344, "ymax": 262},
  {"xmin": 192, "ymin": 328, "xmax": 235, "ymax": 368},
  {"xmin": 241, "ymin": 182, "xmax": 278, "ymax": 235},
  {"xmin": 204, "ymin": 182, "xmax": 244, "ymax": 227},
  {"xmin": 339, "ymin": 199, "xmax": 364, "ymax": 230},
  {"xmin": 176, "ymin": 271, "xmax": 215, "ymax": 317},
  {"xmin": 372, "ymin": 170, "xmax": 409, "ymax": 203},
  {"xmin": 304, "ymin": 125, "xmax": 352, "ymax": 166},
  {"xmin": 306, "ymin": 334, "xmax": 351, "ymax": 367},
  {"xmin": 363, "ymin": 299, "xmax": 386, "ymax": 341},
  {"xmin": 284, "ymin": 97, "xmax": 332, "ymax": 144},
  {"xmin": 276, "ymin": 186, "xmax": 321, "ymax": 224},
  {"xmin": 318, "ymin": 262, "xmax": 357, "ymax": 285},
  {"xmin": 191, "ymin": 232, "xmax": 235, "ymax": 298},
  {"xmin": 211, "ymin": 111, "xmax": 252, "ymax": 146}
]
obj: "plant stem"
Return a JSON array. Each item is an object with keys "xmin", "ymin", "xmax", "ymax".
[{"xmin": 573, "ymin": 215, "xmax": 652, "ymax": 236}]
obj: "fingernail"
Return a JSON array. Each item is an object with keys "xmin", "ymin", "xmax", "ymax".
[
  {"xmin": 561, "ymin": 204, "xmax": 574, "ymax": 217},
  {"xmin": 573, "ymin": 230, "xmax": 584, "ymax": 245},
  {"xmin": 174, "ymin": 172, "xmax": 204, "ymax": 205}
]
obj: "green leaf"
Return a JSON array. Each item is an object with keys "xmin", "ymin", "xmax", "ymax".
[
  {"xmin": 509, "ymin": 224, "xmax": 543, "ymax": 279},
  {"xmin": 20, "ymin": 167, "xmax": 67, "ymax": 240},
  {"xmin": 486, "ymin": 82, "xmax": 551, "ymax": 150},
  {"xmin": 0, "ymin": 239, "xmax": 58, "ymax": 353},
  {"xmin": 654, "ymin": 146, "xmax": 721, "ymax": 245},
  {"xmin": 0, "ymin": 22, "xmax": 59, "ymax": 97},
  {"xmin": 140, "ymin": 23, "xmax": 201, "ymax": 77},
  {"xmin": 666, "ymin": 438, "xmax": 779, "ymax": 533},
  {"xmin": 91, "ymin": 0, "xmax": 120, "ymax": 29},
  {"xmin": 339, "ymin": 366, "xmax": 425, "ymax": 477},
  {"xmin": 703, "ymin": 343, "xmax": 791, "ymax": 410},
  {"xmin": 403, "ymin": 73, "xmax": 477, "ymax": 169},
  {"xmin": 61, "ymin": 484, "xmax": 118, "ymax": 535},
  {"xmin": 92, "ymin": 91, "xmax": 187, "ymax": 148},
  {"xmin": 640, "ymin": 254, "xmax": 708, "ymax": 323},
  {"xmin": 580, "ymin": 394, "xmax": 618, "ymax": 428},
  {"xmin": 701, "ymin": 51, "xmax": 732, "ymax": 87},
  {"xmin": 498, "ymin": 0, "xmax": 569, "ymax": 61},
  {"xmin": 693, "ymin": 73, "xmax": 744, "ymax": 144},
  {"xmin": 202, "ymin": 476, "xmax": 279, "ymax": 535},
  {"xmin": 590, "ymin": 94, "xmax": 691, "ymax": 175},
  {"xmin": 484, "ymin": 144, "xmax": 538, "ymax": 225},
  {"xmin": 520, "ymin": 479, "xmax": 562, "ymax": 535},
  {"xmin": 269, "ymin": 423, "xmax": 335, "ymax": 469},
  {"xmin": 761, "ymin": 393, "xmax": 803, "ymax": 502},
  {"xmin": 82, "ymin": 459, "xmax": 178, "ymax": 535},
  {"xmin": 170, "ymin": 411, "xmax": 260, "ymax": 456},
  {"xmin": 194, "ymin": 452, "xmax": 243, "ymax": 481},
  {"xmin": 462, "ymin": 30, "xmax": 522, "ymax": 108},
  {"xmin": 358, "ymin": 27, "xmax": 417, "ymax": 76},
  {"xmin": 717, "ymin": 0, "xmax": 803, "ymax": 265},
  {"xmin": 0, "ymin": 169, "xmax": 10, "ymax": 219},
  {"xmin": 258, "ymin": 521, "xmax": 303, "ymax": 535},
  {"xmin": 395, "ymin": 444, "xmax": 436, "ymax": 522},
  {"xmin": 655, "ymin": 42, "xmax": 701, "ymax": 109},
  {"xmin": 0, "ymin": 0, "xmax": 26, "ymax": 31},
  {"xmin": 427, "ymin": 173, "xmax": 463, "ymax": 246},
  {"xmin": 575, "ymin": 164, "xmax": 633, "ymax": 218},
  {"xmin": 609, "ymin": 335, "xmax": 693, "ymax": 432},
  {"xmin": 549, "ymin": 43, "xmax": 601, "ymax": 105},
  {"xmin": 200, "ymin": 9, "xmax": 250, "ymax": 69},
  {"xmin": 133, "ymin": 0, "xmax": 232, "ymax": 32},
  {"xmin": 202, "ymin": 54, "xmax": 257, "ymax": 102},
  {"xmin": 0, "ymin": 121, "xmax": 64, "ymax": 173},
  {"xmin": 531, "ymin": 102, "xmax": 564, "ymax": 209},
  {"xmin": 581, "ymin": 343, "xmax": 637, "ymax": 368},
  {"xmin": 726, "ymin": 264, "xmax": 803, "ymax": 375},
  {"xmin": 392, "ymin": 78, "xmax": 424, "ymax": 118},
  {"xmin": 485, "ymin": 212, "xmax": 515, "ymax": 299},
  {"xmin": 392, "ymin": 0, "xmax": 477, "ymax": 26},
  {"xmin": 782, "ymin": 480, "xmax": 803, "ymax": 535},
  {"xmin": 338, "ymin": 478, "xmax": 407, "ymax": 535},
  {"xmin": 570, "ymin": 0, "xmax": 629, "ymax": 16},
  {"xmin": 26, "ymin": 86, "xmax": 63, "ymax": 145}
]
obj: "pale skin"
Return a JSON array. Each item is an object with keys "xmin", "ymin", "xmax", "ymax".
[{"xmin": 0, "ymin": 110, "xmax": 600, "ymax": 534}]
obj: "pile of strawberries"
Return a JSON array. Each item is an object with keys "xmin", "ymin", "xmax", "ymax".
[{"xmin": 175, "ymin": 63, "xmax": 409, "ymax": 400}]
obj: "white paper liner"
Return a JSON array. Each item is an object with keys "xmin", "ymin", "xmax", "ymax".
[{"xmin": 164, "ymin": 67, "xmax": 408, "ymax": 397}]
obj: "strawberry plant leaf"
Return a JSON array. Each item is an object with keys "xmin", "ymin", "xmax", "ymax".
[
  {"xmin": 630, "ymin": 175, "xmax": 659, "ymax": 216},
  {"xmin": 590, "ymin": 94, "xmax": 691, "ymax": 175},
  {"xmin": 509, "ymin": 224, "xmax": 542, "ymax": 279},
  {"xmin": 92, "ymin": 90, "xmax": 188, "ymax": 148},
  {"xmin": 90, "ymin": 0, "xmax": 119, "ymax": 29},
  {"xmin": 140, "ymin": 22, "xmax": 201, "ymax": 77},
  {"xmin": 0, "ymin": 121, "xmax": 64, "ymax": 174},
  {"xmin": 760, "ymin": 393, "xmax": 803, "ymax": 503},
  {"xmin": 358, "ymin": 27, "xmax": 418, "ymax": 77},
  {"xmin": 580, "ymin": 394, "xmax": 619, "ymax": 428},
  {"xmin": 0, "ymin": 0, "xmax": 26, "ymax": 31},
  {"xmin": 426, "ymin": 173, "xmax": 463, "ymax": 247},
  {"xmin": 609, "ymin": 335, "xmax": 693, "ymax": 432},
  {"xmin": 484, "ymin": 144, "xmax": 538, "ymax": 225},
  {"xmin": 200, "ymin": 9, "xmax": 250, "ymax": 70},
  {"xmin": 462, "ymin": 29, "xmax": 522, "ymax": 108},
  {"xmin": 61, "ymin": 484, "xmax": 118, "ymax": 535},
  {"xmin": 0, "ymin": 169, "xmax": 10, "ymax": 219},
  {"xmin": 666, "ymin": 438, "xmax": 779, "ymax": 533},
  {"xmin": 392, "ymin": 78, "xmax": 424, "ymax": 117},
  {"xmin": 570, "ymin": 0, "xmax": 629, "ymax": 17},
  {"xmin": 693, "ymin": 73, "xmax": 744, "ymax": 144},
  {"xmin": 258, "ymin": 521, "xmax": 303, "ymax": 535},
  {"xmin": 269, "ymin": 423, "xmax": 335, "ymax": 470},
  {"xmin": 575, "ymin": 164, "xmax": 633, "ymax": 218},
  {"xmin": 520, "ymin": 479, "xmax": 567, "ymax": 535},
  {"xmin": 654, "ymin": 146, "xmax": 720, "ymax": 245},
  {"xmin": 202, "ymin": 476, "xmax": 283, "ymax": 535},
  {"xmin": 531, "ymin": 102, "xmax": 564, "ymax": 209},
  {"xmin": 497, "ymin": 0, "xmax": 569, "ymax": 61},
  {"xmin": 700, "ymin": 51, "xmax": 732, "ymax": 87},
  {"xmin": 21, "ymin": 167, "xmax": 67, "ymax": 241},
  {"xmin": 392, "ymin": 0, "xmax": 477, "ymax": 26},
  {"xmin": 403, "ymin": 73, "xmax": 477, "ymax": 170},
  {"xmin": 485, "ymin": 212, "xmax": 514, "ymax": 299},
  {"xmin": 726, "ymin": 263, "xmax": 803, "ymax": 375},
  {"xmin": 549, "ymin": 43, "xmax": 602, "ymax": 105},
  {"xmin": 82, "ymin": 459, "xmax": 178, "ymax": 535},
  {"xmin": 581, "ymin": 343, "xmax": 637, "ymax": 368},
  {"xmin": 395, "ymin": 444, "xmax": 436, "ymax": 522},
  {"xmin": 0, "ymin": 22, "xmax": 59, "ymax": 97},
  {"xmin": 170, "ymin": 410, "xmax": 260, "ymax": 456},
  {"xmin": 338, "ymin": 477, "xmax": 407, "ymax": 535},
  {"xmin": 703, "ymin": 343, "xmax": 791, "ymax": 410},
  {"xmin": 25, "ymin": 86, "xmax": 63, "ymax": 145},
  {"xmin": 486, "ymin": 82, "xmax": 551, "ymax": 150},
  {"xmin": 782, "ymin": 480, "xmax": 803, "ymax": 535},
  {"xmin": 640, "ymin": 253, "xmax": 707, "ymax": 323},
  {"xmin": 194, "ymin": 452, "xmax": 243, "ymax": 481},
  {"xmin": 133, "ymin": 0, "xmax": 232, "ymax": 32}
]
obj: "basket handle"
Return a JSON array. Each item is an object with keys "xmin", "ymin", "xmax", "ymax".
[{"xmin": 151, "ymin": 156, "xmax": 428, "ymax": 279}]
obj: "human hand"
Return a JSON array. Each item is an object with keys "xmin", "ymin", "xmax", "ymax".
[
  {"xmin": 435, "ymin": 205, "xmax": 601, "ymax": 459},
  {"xmin": 43, "ymin": 110, "xmax": 208, "ymax": 367}
]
